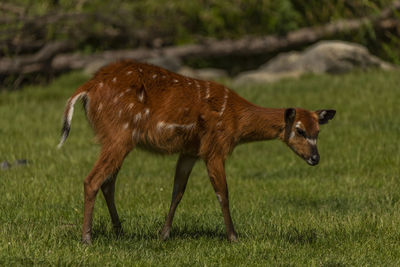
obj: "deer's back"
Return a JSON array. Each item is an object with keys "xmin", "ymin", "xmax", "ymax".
[{"xmin": 81, "ymin": 60, "xmax": 240, "ymax": 156}]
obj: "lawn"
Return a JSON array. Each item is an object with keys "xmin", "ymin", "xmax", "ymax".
[{"xmin": 0, "ymin": 69, "xmax": 399, "ymax": 266}]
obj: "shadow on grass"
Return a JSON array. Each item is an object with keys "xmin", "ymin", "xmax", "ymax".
[{"xmin": 92, "ymin": 223, "xmax": 226, "ymax": 242}]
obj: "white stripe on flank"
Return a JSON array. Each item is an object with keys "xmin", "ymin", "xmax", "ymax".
[
  {"xmin": 157, "ymin": 121, "xmax": 195, "ymax": 131},
  {"xmin": 123, "ymin": 122, "xmax": 129, "ymax": 130},
  {"xmin": 218, "ymin": 89, "xmax": 229, "ymax": 116},
  {"xmin": 157, "ymin": 121, "xmax": 166, "ymax": 131},
  {"xmin": 205, "ymin": 81, "xmax": 210, "ymax": 99}
]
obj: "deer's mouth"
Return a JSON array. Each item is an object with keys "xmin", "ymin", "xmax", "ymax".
[{"xmin": 305, "ymin": 154, "xmax": 320, "ymax": 166}]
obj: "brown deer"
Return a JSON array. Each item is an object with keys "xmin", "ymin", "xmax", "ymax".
[{"xmin": 58, "ymin": 60, "xmax": 335, "ymax": 243}]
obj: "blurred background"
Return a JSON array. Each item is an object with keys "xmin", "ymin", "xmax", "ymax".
[{"xmin": 1, "ymin": 0, "xmax": 399, "ymax": 89}]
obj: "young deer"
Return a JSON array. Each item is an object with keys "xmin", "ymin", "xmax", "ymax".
[{"xmin": 58, "ymin": 60, "xmax": 335, "ymax": 243}]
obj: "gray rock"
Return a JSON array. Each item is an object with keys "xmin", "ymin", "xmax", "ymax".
[
  {"xmin": 83, "ymin": 59, "xmax": 111, "ymax": 76},
  {"xmin": 178, "ymin": 66, "xmax": 228, "ymax": 80},
  {"xmin": 235, "ymin": 40, "xmax": 395, "ymax": 86},
  {"xmin": 1, "ymin": 161, "xmax": 11, "ymax": 170},
  {"xmin": 14, "ymin": 159, "xmax": 28, "ymax": 166},
  {"xmin": 145, "ymin": 56, "xmax": 182, "ymax": 72}
]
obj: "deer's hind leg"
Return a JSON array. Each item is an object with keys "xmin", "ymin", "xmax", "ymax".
[
  {"xmin": 101, "ymin": 171, "xmax": 123, "ymax": 236},
  {"xmin": 82, "ymin": 144, "xmax": 130, "ymax": 244},
  {"xmin": 160, "ymin": 154, "xmax": 197, "ymax": 240}
]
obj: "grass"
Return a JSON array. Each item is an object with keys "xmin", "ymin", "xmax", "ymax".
[{"xmin": 1, "ymin": 69, "xmax": 400, "ymax": 265}]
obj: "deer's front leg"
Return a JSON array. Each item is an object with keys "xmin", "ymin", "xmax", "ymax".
[{"xmin": 205, "ymin": 156, "xmax": 237, "ymax": 242}]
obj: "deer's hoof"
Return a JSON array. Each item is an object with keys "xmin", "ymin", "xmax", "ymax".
[
  {"xmin": 228, "ymin": 233, "xmax": 238, "ymax": 242},
  {"xmin": 82, "ymin": 234, "xmax": 92, "ymax": 245},
  {"xmin": 159, "ymin": 227, "xmax": 171, "ymax": 241}
]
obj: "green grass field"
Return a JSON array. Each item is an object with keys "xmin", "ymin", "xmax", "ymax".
[{"xmin": 1, "ymin": 69, "xmax": 399, "ymax": 266}]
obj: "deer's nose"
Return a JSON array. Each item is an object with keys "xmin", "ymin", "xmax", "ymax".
[{"xmin": 311, "ymin": 154, "xmax": 320, "ymax": 165}]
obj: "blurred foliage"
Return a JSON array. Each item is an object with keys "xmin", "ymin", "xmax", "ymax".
[{"xmin": 2, "ymin": 0, "xmax": 400, "ymax": 62}]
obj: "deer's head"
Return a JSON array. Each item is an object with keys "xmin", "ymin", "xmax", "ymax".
[{"xmin": 283, "ymin": 108, "xmax": 336, "ymax": 166}]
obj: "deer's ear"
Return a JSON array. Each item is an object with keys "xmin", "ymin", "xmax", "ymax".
[
  {"xmin": 284, "ymin": 108, "xmax": 296, "ymax": 125},
  {"xmin": 316, "ymin": 109, "xmax": 336, "ymax": 125}
]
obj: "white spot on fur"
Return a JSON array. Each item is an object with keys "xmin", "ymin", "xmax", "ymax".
[
  {"xmin": 112, "ymin": 77, "xmax": 117, "ymax": 83},
  {"xmin": 123, "ymin": 122, "xmax": 129, "ymax": 130},
  {"xmin": 152, "ymin": 74, "xmax": 157, "ymax": 79},
  {"xmin": 125, "ymin": 88, "xmax": 131, "ymax": 93},
  {"xmin": 119, "ymin": 92, "xmax": 124, "ymax": 98},
  {"xmin": 134, "ymin": 112, "xmax": 142, "ymax": 123},
  {"xmin": 139, "ymin": 68, "xmax": 143, "ymax": 72},
  {"xmin": 126, "ymin": 71, "xmax": 132, "ymax": 75},
  {"xmin": 144, "ymin": 108, "xmax": 150, "ymax": 117},
  {"xmin": 127, "ymin": 103, "xmax": 134, "ymax": 110},
  {"xmin": 216, "ymin": 193, "xmax": 222, "ymax": 203},
  {"xmin": 99, "ymin": 82, "xmax": 104, "ymax": 88},
  {"xmin": 118, "ymin": 109, "xmax": 122, "ymax": 117},
  {"xmin": 188, "ymin": 82, "xmax": 192, "ymax": 85},
  {"xmin": 173, "ymin": 79, "xmax": 178, "ymax": 83},
  {"xmin": 307, "ymin": 138, "xmax": 317, "ymax": 145},
  {"xmin": 162, "ymin": 75, "xmax": 166, "ymax": 79},
  {"xmin": 296, "ymin": 121, "xmax": 303, "ymax": 128},
  {"xmin": 216, "ymin": 121, "xmax": 222, "ymax": 127},
  {"xmin": 113, "ymin": 97, "xmax": 118, "ymax": 103},
  {"xmin": 138, "ymin": 91, "xmax": 144, "ymax": 102},
  {"xmin": 132, "ymin": 129, "xmax": 139, "ymax": 141},
  {"xmin": 98, "ymin": 103, "xmax": 103, "ymax": 111}
]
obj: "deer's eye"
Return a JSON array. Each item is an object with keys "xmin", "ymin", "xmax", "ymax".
[{"xmin": 296, "ymin": 128, "xmax": 306, "ymax": 137}]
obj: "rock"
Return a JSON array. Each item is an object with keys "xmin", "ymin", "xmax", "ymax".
[
  {"xmin": 234, "ymin": 40, "xmax": 395, "ymax": 85},
  {"xmin": 1, "ymin": 161, "xmax": 11, "ymax": 170},
  {"xmin": 83, "ymin": 59, "xmax": 111, "ymax": 76},
  {"xmin": 234, "ymin": 70, "xmax": 302, "ymax": 85},
  {"xmin": 145, "ymin": 56, "xmax": 182, "ymax": 72},
  {"xmin": 14, "ymin": 159, "xmax": 28, "ymax": 166},
  {"xmin": 178, "ymin": 66, "xmax": 228, "ymax": 80}
]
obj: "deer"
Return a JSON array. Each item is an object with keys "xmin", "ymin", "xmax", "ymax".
[{"xmin": 58, "ymin": 60, "xmax": 336, "ymax": 244}]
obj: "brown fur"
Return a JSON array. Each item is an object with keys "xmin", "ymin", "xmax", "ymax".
[{"xmin": 59, "ymin": 60, "xmax": 335, "ymax": 243}]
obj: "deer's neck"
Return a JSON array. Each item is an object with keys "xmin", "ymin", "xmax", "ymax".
[{"xmin": 237, "ymin": 104, "xmax": 286, "ymax": 143}]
